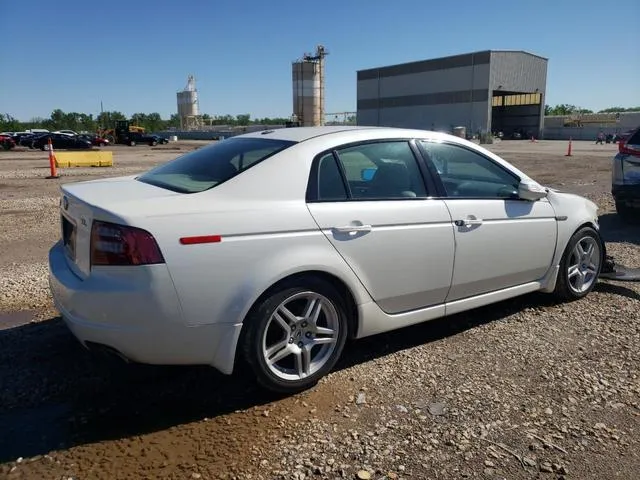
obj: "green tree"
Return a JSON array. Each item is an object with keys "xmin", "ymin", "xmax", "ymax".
[
  {"xmin": 0, "ymin": 113, "xmax": 20, "ymax": 131},
  {"xmin": 236, "ymin": 114, "xmax": 251, "ymax": 126},
  {"xmin": 97, "ymin": 111, "xmax": 127, "ymax": 128},
  {"xmin": 166, "ymin": 113, "xmax": 181, "ymax": 129}
]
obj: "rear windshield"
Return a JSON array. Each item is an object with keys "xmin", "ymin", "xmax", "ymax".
[{"xmin": 136, "ymin": 137, "xmax": 295, "ymax": 193}]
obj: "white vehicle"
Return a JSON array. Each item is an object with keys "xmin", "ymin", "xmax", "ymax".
[
  {"xmin": 53, "ymin": 130, "xmax": 79, "ymax": 136},
  {"xmin": 48, "ymin": 126, "xmax": 604, "ymax": 393}
]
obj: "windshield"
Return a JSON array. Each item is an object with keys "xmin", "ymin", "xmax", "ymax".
[{"xmin": 136, "ymin": 137, "xmax": 295, "ymax": 193}]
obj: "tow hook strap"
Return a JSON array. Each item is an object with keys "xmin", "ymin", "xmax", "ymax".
[{"xmin": 599, "ymin": 255, "xmax": 640, "ymax": 282}]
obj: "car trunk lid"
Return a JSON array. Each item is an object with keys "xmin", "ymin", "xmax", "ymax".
[{"xmin": 58, "ymin": 176, "xmax": 181, "ymax": 278}]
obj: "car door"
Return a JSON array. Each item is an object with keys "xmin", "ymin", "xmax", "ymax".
[
  {"xmin": 418, "ymin": 140, "xmax": 557, "ymax": 302},
  {"xmin": 306, "ymin": 139, "xmax": 455, "ymax": 314}
]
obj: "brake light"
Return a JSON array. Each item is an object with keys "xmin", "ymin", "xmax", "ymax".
[
  {"xmin": 90, "ymin": 220, "xmax": 164, "ymax": 266},
  {"xmin": 620, "ymin": 142, "xmax": 640, "ymax": 157}
]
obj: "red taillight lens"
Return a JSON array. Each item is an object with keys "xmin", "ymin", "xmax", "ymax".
[
  {"xmin": 620, "ymin": 142, "xmax": 640, "ymax": 157},
  {"xmin": 91, "ymin": 220, "xmax": 164, "ymax": 266}
]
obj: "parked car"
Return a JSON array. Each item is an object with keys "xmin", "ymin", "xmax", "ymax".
[
  {"xmin": 0, "ymin": 134, "xmax": 16, "ymax": 150},
  {"xmin": 48, "ymin": 126, "xmax": 604, "ymax": 394},
  {"xmin": 53, "ymin": 130, "xmax": 80, "ymax": 136},
  {"xmin": 612, "ymin": 126, "xmax": 640, "ymax": 221},
  {"xmin": 150, "ymin": 134, "xmax": 169, "ymax": 145},
  {"xmin": 78, "ymin": 134, "xmax": 110, "ymax": 147},
  {"xmin": 32, "ymin": 133, "xmax": 92, "ymax": 150},
  {"xmin": 124, "ymin": 132, "xmax": 165, "ymax": 146}
]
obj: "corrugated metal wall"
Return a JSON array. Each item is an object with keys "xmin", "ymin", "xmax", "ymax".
[
  {"xmin": 357, "ymin": 51, "xmax": 492, "ymax": 133},
  {"xmin": 489, "ymin": 51, "xmax": 547, "ymax": 94}
]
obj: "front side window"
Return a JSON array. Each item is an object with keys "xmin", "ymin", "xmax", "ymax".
[
  {"xmin": 137, "ymin": 137, "xmax": 295, "ymax": 193},
  {"xmin": 328, "ymin": 141, "xmax": 428, "ymax": 200},
  {"xmin": 419, "ymin": 141, "xmax": 519, "ymax": 199}
]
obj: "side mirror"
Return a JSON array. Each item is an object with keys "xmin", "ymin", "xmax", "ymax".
[
  {"xmin": 361, "ymin": 167, "xmax": 377, "ymax": 181},
  {"xmin": 518, "ymin": 181, "xmax": 548, "ymax": 201}
]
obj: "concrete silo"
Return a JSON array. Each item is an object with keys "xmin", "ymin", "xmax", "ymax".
[
  {"xmin": 292, "ymin": 45, "xmax": 328, "ymax": 127},
  {"xmin": 177, "ymin": 75, "xmax": 203, "ymax": 130}
]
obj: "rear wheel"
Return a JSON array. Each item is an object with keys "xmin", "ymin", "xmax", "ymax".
[
  {"xmin": 554, "ymin": 226, "xmax": 603, "ymax": 301},
  {"xmin": 242, "ymin": 278, "xmax": 348, "ymax": 394}
]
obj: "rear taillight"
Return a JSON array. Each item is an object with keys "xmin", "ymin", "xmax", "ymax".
[
  {"xmin": 91, "ymin": 220, "xmax": 164, "ymax": 266},
  {"xmin": 620, "ymin": 142, "xmax": 640, "ymax": 157}
]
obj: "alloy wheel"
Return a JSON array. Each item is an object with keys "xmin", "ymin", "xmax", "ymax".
[
  {"xmin": 261, "ymin": 291, "xmax": 340, "ymax": 381},
  {"xmin": 567, "ymin": 236, "xmax": 601, "ymax": 294}
]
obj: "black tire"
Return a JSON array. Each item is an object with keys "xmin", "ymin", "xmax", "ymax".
[
  {"xmin": 242, "ymin": 277, "xmax": 349, "ymax": 394},
  {"xmin": 554, "ymin": 226, "xmax": 603, "ymax": 302},
  {"xmin": 129, "ymin": 140, "xmax": 136, "ymax": 147}
]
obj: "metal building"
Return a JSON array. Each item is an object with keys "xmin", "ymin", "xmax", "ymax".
[
  {"xmin": 292, "ymin": 45, "xmax": 328, "ymax": 127},
  {"xmin": 357, "ymin": 50, "xmax": 548, "ymax": 139},
  {"xmin": 177, "ymin": 75, "xmax": 203, "ymax": 130}
]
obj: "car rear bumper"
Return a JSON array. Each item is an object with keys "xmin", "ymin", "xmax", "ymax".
[
  {"xmin": 612, "ymin": 184, "xmax": 640, "ymax": 208},
  {"xmin": 48, "ymin": 241, "xmax": 242, "ymax": 373}
]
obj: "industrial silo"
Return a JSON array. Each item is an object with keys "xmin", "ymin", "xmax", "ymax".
[
  {"xmin": 177, "ymin": 75, "xmax": 201, "ymax": 129},
  {"xmin": 292, "ymin": 45, "xmax": 327, "ymax": 127}
]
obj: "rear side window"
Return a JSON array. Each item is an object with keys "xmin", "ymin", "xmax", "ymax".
[
  {"xmin": 627, "ymin": 129, "xmax": 640, "ymax": 145},
  {"xmin": 137, "ymin": 137, "xmax": 295, "ymax": 193}
]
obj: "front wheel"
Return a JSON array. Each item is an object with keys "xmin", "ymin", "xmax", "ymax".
[
  {"xmin": 554, "ymin": 226, "xmax": 603, "ymax": 301},
  {"xmin": 242, "ymin": 278, "xmax": 349, "ymax": 394}
]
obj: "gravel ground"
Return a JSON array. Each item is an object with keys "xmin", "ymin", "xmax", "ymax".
[{"xmin": 0, "ymin": 140, "xmax": 638, "ymax": 479}]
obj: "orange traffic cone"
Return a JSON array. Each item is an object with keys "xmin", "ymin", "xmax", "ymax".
[
  {"xmin": 46, "ymin": 137, "xmax": 60, "ymax": 179},
  {"xmin": 565, "ymin": 137, "xmax": 573, "ymax": 157}
]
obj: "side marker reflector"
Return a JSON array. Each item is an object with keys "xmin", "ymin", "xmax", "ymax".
[{"xmin": 179, "ymin": 235, "xmax": 222, "ymax": 245}]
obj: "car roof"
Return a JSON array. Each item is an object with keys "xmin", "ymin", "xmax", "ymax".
[
  {"xmin": 239, "ymin": 125, "xmax": 385, "ymax": 142},
  {"xmin": 237, "ymin": 125, "xmax": 488, "ymax": 145}
]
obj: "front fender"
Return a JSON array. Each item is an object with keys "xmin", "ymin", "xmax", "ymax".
[{"xmin": 540, "ymin": 190, "xmax": 601, "ymax": 292}]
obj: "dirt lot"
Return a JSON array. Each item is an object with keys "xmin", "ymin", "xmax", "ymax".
[{"xmin": 0, "ymin": 139, "xmax": 638, "ymax": 480}]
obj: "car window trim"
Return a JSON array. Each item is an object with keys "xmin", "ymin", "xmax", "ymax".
[
  {"xmin": 306, "ymin": 138, "xmax": 435, "ymax": 203},
  {"xmin": 416, "ymin": 139, "xmax": 526, "ymax": 201}
]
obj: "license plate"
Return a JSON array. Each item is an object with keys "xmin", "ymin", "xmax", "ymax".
[{"xmin": 61, "ymin": 215, "xmax": 76, "ymax": 259}]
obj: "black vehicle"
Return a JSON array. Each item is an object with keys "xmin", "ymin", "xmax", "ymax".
[
  {"xmin": 124, "ymin": 132, "xmax": 167, "ymax": 146},
  {"xmin": 32, "ymin": 133, "xmax": 92, "ymax": 151},
  {"xmin": 612, "ymin": 126, "xmax": 640, "ymax": 222},
  {"xmin": 150, "ymin": 134, "xmax": 169, "ymax": 145},
  {"xmin": 13, "ymin": 132, "xmax": 43, "ymax": 148}
]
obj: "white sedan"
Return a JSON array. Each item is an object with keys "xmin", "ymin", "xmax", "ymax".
[{"xmin": 48, "ymin": 126, "xmax": 604, "ymax": 393}]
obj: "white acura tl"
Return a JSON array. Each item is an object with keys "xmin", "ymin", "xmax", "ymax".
[{"xmin": 49, "ymin": 126, "xmax": 604, "ymax": 393}]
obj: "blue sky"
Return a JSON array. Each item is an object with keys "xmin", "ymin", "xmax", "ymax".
[{"xmin": 2, "ymin": 0, "xmax": 639, "ymax": 121}]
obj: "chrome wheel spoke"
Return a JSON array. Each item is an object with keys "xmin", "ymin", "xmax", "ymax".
[
  {"xmin": 304, "ymin": 298, "xmax": 323, "ymax": 324},
  {"xmin": 313, "ymin": 336, "xmax": 336, "ymax": 346},
  {"xmin": 272, "ymin": 311, "xmax": 292, "ymax": 334},
  {"xmin": 585, "ymin": 243, "xmax": 595, "ymax": 261},
  {"xmin": 267, "ymin": 342, "xmax": 292, "ymax": 365},
  {"xmin": 295, "ymin": 345, "xmax": 312, "ymax": 377},
  {"xmin": 568, "ymin": 264, "xmax": 580, "ymax": 279},
  {"xmin": 574, "ymin": 271, "xmax": 586, "ymax": 291},
  {"xmin": 277, "ymin": 305, "xmax": 298, "ymax": 327},
  {"xmin": 575, "ymin": 243, "xmax": 586, "ymax": 258},
  {"xmin": 315, "ymin": 326, "xmax": 335, "ymax": 336}
]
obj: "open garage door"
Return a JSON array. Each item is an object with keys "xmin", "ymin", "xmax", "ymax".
[{"xmin": 491, "ymin": 92, "xmax": 543, "ymax": 139}]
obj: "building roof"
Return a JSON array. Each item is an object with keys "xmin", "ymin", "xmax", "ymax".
[{"xmin": 357, "ymin": 49, "xmax": 547, "ymax": 78}]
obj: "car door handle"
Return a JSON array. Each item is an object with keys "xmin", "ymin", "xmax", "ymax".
[
  {"xmin": 333, "ymin": 224, "xmax": 372, "ymax": 234},
  {"xmin": 454, "ymin": 217, "xmax": 483, "ymax": 227}
]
